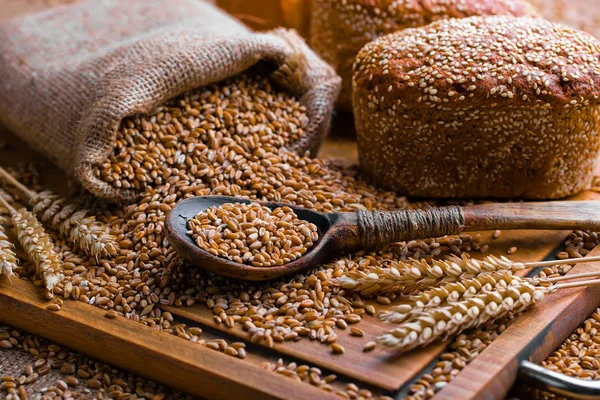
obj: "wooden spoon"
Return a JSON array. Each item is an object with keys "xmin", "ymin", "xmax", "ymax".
[{"xmin": 165, "ymin": 196, "xmax": 600, "ymax": 281}]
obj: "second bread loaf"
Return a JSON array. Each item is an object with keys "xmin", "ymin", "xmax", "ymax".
[{"xmin": 310, "ymin": 0, "xmax": 539, "ymax": 112}]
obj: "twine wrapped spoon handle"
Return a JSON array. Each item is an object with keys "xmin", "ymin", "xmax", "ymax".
[
  {"xmin": 165, "ymin": 197, "xmax": 600, "ymax": 281},
  {"xmin": 354, "ymin": 201, "xmax": 600, "ymax": 250}
]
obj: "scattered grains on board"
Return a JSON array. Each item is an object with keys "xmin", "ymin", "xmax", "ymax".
[
  {"xmin": 0, "ymin": 325, "xmax": 194, "ymax": 399},
  {"xmin": 493, "ymin": 230, "xmax": 502, "ymax": 240},
  {"xmin": 0, "ymin": 71, "xmax": 509, "ymax": 399},
  {"xmin": 508, "ymin": 246, "xmax": 518, "ymax": 255},
  {"xmin": 187, "ymin": 202, "xmax": 318, "ymax": 266},
  {"xmin": 75, "ymin": 71, "xmax": 484, "ymax": 351},
  {"xmin": 260, "ymin": 358, "xmax": 391, "ymax": 399}
]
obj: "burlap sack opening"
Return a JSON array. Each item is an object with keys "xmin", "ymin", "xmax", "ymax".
[{"xmin": 0, "ymin": 0, "xmax": 341, "ymax": 202}]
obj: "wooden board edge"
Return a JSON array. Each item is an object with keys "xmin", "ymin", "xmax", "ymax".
[{"xmin": 0, "ymin": 278, "xmax": 340, "ymax": 400}]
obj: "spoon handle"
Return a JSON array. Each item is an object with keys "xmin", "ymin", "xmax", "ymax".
[
  {"xmin": 461, "ymin": 201, "xmax": 600, "ymax": 232},
  {"xmin": 356, "ymin": 201, "xmax": 600, "ymax": 249}
]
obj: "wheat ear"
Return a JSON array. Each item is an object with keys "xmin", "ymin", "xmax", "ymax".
[
  {"xmin": 378, "ymin": 276, "xmax": 543, "ymax": 353},
  {"xmin": 331, "ymin": 254, "xmax": 524, "ymax": 296},
  {"xmin": 32, "ymin": 191, "xmax": 117, "ymax": 259},
  {"xmin": 0, "ymin": 218, "xmax": 17, "ymax": 279},
  {"xmin": 332, "ymin": 253, "xmax": 600, "ymax": 297},
  {"xmin": 379, "ymin": 271, "xmax": 516, "ymax": 324},
  {"xmin": 0, "ymin": 168, "xmax": 117, "ymax": 259},
  {"xmin": 0, "ymin": 194, "xmax": 62, "ymax": 293}
]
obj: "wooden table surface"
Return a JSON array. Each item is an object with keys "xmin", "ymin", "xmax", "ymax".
[{"xmin": 1, "ymin": 2, "xmax": 600, "ymax": 400}]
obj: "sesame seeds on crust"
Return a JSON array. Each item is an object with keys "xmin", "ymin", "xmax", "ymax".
[
  {"xmin": 352, "ymin": 17, "xmax": 600, "ymax": 199},
  {"xmin": 353, "ymin": 16, "xmax": 600, "ymax": 110}
]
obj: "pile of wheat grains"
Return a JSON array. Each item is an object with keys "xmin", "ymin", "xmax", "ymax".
[
  {"xmin": 1, "ymin": 69, "xmax": 598, "ymax": 400},
  {"xmin": 188, "ymin": 202, "xmax": 318, "ymax": 267},
  {"xmin": 522, "ymin": 307, "xmax": 600, "ymax": 400}
]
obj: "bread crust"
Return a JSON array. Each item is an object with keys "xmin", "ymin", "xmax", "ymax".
[
  {"xmin": 309, "ymin": 0, "xmax": 540, "ymax": 111},
  {"xmin": 353, "ymin": 17, "xmax": 600, "ymax": 199}
]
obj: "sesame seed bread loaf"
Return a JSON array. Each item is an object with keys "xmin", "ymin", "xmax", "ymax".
[
  {"xmin": 353, "ymin": 16, "xmax": 600, "ymax": 199},
  {"xmin": 310, "ymin": 0, "xmax": 539, "ymax": 112}
]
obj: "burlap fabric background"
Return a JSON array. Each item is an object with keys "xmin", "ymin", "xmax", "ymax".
[
  {"xmin": 0, "ymin": 347, "xmax": 102, "ymax": 398},
  {"xmin": 0, "ymin": 0, "xmax": 341, "ymax": 202},
  {"xmin": 0, "ymin": 338, "xmax": 191, "ymax": 399}
]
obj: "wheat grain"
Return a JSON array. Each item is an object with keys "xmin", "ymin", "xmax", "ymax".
[
  {"xmin": 0, "ymin": 219, "xmax": 17, "ymax": 279},
  {"xmin": 377, "ymin": 277, "xmax": 544, "ymax": 353},
  {"xmin": 379, "ymin": 271, "xmax": 516, "ymax": 324},
  {"xmin": 45, "ymin": 303, "xmax": 61, "ymax": 312},
  {"xmin": 363, "ymin": 341, "xmax": 377, "ymax": 352},
  {"xmin": 332, "ymin": 254, "xmax": 524, "ymax": 296}
]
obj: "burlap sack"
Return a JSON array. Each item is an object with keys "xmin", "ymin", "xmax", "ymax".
[{"xmin": 0, "ymin": 0, "xmax": 340, "ymax": 202}]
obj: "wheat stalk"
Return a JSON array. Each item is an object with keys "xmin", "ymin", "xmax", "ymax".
[
  {"xmin": 0, "ymin": 194, "xmax": 63, "ymax": 293},
  {"xmin": 331, "ymin": 254, "xmax": 525, "ymax": 296},
  {"xmin": 332, "ymin": 253, "xmax": 600, "ymax": 297},
  {"xmin": 0, "ymin": 168, "xmax": 117, "ymax": 259},
  {"xmin": 379, "ymin": 271, "xmax": 515, "ymax": 324},
  {"xmin": 0, "ymin": 218, "xmax": 17, "ymax": 279},
  {"xmin": 377, "ymin": 276, "xmax": 543, "ymax": 353}
]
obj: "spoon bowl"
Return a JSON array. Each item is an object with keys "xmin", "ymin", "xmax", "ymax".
[
  {"xmin": 166, "ymin": 195, "xmax": 600, "ymax": 281},
  {"xmin": 165, "ymin": 196, "xmax": 356, "ymax": 280}
]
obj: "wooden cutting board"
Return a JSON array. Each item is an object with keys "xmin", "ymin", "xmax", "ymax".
[{"xmin": 1, "ymin": 206, "xmax": 599, "ymax": 400}]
